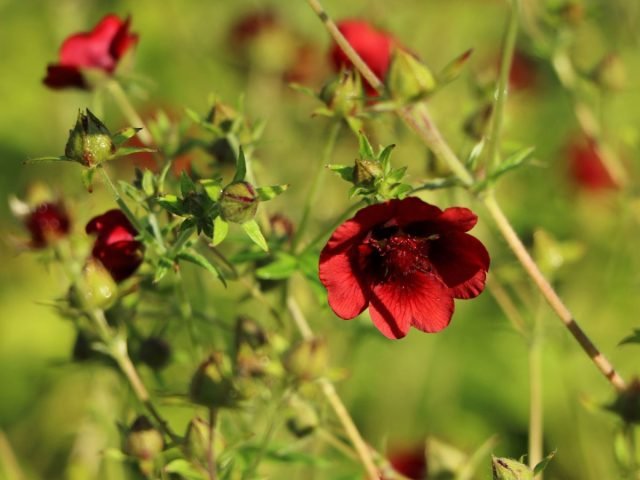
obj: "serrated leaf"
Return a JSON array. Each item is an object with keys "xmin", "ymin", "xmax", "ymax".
[
  {"xmin": 164, "ymin": 459, "xmax": 207, "ymax": 480},
  {"xmin": 619, "ymin": 328, "xmax": 640, "ymax": 346},
  {"xmin": 255, "ymin": 253, "xmax": 298, "ymax": 280},
  {"xmin": 81, "ymin": 168, "xmax": 96, "ymax": 193},
  {"xmin": 113, "ymin": 146, "xmax": 156, "ymax": 158},
  {"xmin": 242, "ymin": 219, "xmax": 268, "ymax": 252},
  {"xmin": 533, "ymin": 450, "xmax": 556, "ymax": 476},
  {"xmin": 212, "ymin": 216, "xmax": 229, "ymax": 246},
  {"xmin": 327, "ymin": 164, "xmax": 354, "ymax": 182},
  {"xmin": 157, "ymin": 195, "xmax": 183, "ymax": 215},
  {"xmin": 256, "ymin": 184, "xmax": 289, "ymax": 201},
  {"xmin": 180, "ymin": 171, "xmax": 197, "ymax": 197},
  {"xmin": 358, "ymin": 132, "xmax": 375, "ymax": 159},
  {"xmin": 111, "ymin": 127, "xmax": 142, "ymax": 146},
  {"xmin": 142, "ymin": 169, "xmax": 155, "ymax": 197},
  {"xmin": 233, "ymin": 147, "xmax": 247, "ymax": 182},
  {"xmin": 177, "ymin": 249, "xmax": 226, "ymax": 286}
]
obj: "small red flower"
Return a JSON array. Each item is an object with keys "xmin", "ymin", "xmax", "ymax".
[
  {"xmin": 26, "ymin": 202, "xmax": 71, "ymax": 248},
  {"xmin": 508, "ymin": 50, "xmax": 538, "ymax": 91},
  {"xmin": 329, "ymin": 20, "xmax": 395, "ymax": 96},
  {"xmin": 319, "ymin": 198, "xmax": 489, "ymax": 339},
  {"xmin": 387, "ymin": 446, "xmax": 427, "ymax": 480},
  {"xmin": 44, "ymin": 14, "xmax": 138, "ymax": 90},
  {"xmin": 86, "ymin": 210, "xmax": 144, "ymax": 282},
  {"xmin": 568, "ymin": 137, "xmax": 618, "ymax": 191}
]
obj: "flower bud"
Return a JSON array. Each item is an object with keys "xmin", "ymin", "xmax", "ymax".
[
  {"xmin": 70, "ymin": 258, "xmax": 118, "ymax": 310},
  {"xmin": 353, "ymin": 157, "xmax": 383, "ymax": 187},
  {"xmin": 219, "ymin": 181, "xmax": 259, "ymax": 224},
  {"xmin": 387, "ymin": 48, "xmax": 437, "ymax": 103},
  {"xmin": 189, "ymin": 354, "xmax": 240, "ymax": 408},
  {"xmin": 235, "ymin": 316, "xmax": 268, "ymax": 350},
  {"xmin": 320, "ymin": 70, "xmax": 363, "ymax": 118},
  {"xmin": 284, "ymin": 337, "xmax": 328, "ymax": 382},
  {"xmin": 138, "ymin": 337, "xmax": 171, "ymax": 370},
  {"xmin": 125, "ymin": 415, "xmax": 164, "ymax": 461},
  {"xmin": 24, "ymin": 202, "xmax": 71, "ymax": 249},
  {"xmin": 607, "ymin": 377, "xmax": 640, "ymax": 425},
  {"xmin": 593, "ymin": 54, "xmax": 626, "ymax": 91},
  {"xmin": 491, "ymin": 456, "xmax": 533, "ymax": 480},
  {"xmin": 65, "ymin": 109, "xmax": 115, "ymax": 167},
  {"xmin": 184, "ymin": 416, "xmax": 226, "ymax": 462},
  {"xmin": 285, "ymin": 396, "xmax": 319, "ymax": 438}
]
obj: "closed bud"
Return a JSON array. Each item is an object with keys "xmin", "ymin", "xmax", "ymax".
[
  {"xmin": 284, "ymin": 337, "xmax": 328, "ymax": 381},
  {"xmin": 491, "ymin": 456, "xmax": 533, "ymax": 480},
  {"xmin": 24, "ymin": 201, "xmax": 71, "ymax": 249},
  {"xmin": 353, "ymin": 157, "xmax": 383, "ymax": 187},
  {"xmin": 184, "ymin": 416, "xmax": 225, "ymax": 462},
  {"xmin": 387, "ymin": 48, "xmax": 437, "ymax": 103},
  {"xmin": 65, "ymin": 109, "xmax": 115, "ymax": 167},
  {"xmin": 219, "ymin": 181, "xmax": 259, "ymax": 224},
  {"xmin": 70, "ymin": 258, "xmax": 118, "ymax": 310},
  {"xmin": 125, "ymin": 415, "xmax": 164, "ymax": 461},
  {"xmin": 593, "ymin": 54, "xmax": 626, "ymax": 91},
  {"xmin": 607, "ymin": 377, "xmax": 640, "ymax": 425},
  {"xmin": 189, "ymin": 354, "xmax": 240, "ymax": 408},
  {"xmin": 285, "ymin": 396, "xmax": 319, "ymax": 438},
  {"xmin": 138, "ymin": 337, "xmax": 171, "ymax": 370},
  {"xmin": 320, "ymin": 70, "xmax": 363, "ymax": 117}
]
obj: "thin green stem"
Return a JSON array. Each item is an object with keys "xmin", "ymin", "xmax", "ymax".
[
  {"xmin": 207, "ymin": 408, "xmax": 218, "ymax": 480},
  {"xmin": 486, "ymin": 0, "xmax": 519, "ymax": 171},
  {"xmin": 106, "ymin": 80, "xmax": 153, "ymax": 146},
  {"xmin": 99, "ymin": 168, "xmax": 147, "ymax": 234},
  {"xmin": 486, "ymin": 275, "xmax": 528, "ymax": 337},
  {"xmin": 317, "ymin": 428, "xmax": 358, "ymax": 460},
  {"xmin": 292, "ymin": 122, "xmax": 341, "ymax": 252},
  {"xmin": 528, "ymin": 300, "xmax": 544, "ymax": 473}
]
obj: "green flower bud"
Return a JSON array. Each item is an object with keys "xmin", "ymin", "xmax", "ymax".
[
  {"xmin": 491, "ymin": 456, "xmax": 533, "ymax": 480},
  {"xmin": 184, "ymin": 417, "xmax": 225, "ymax": 462},
  {"xmin": 189, "ymin": 354, "xmax": 240, "ymax": 408},
  {"xmin": 320, "ymin": 70, "xmax": 363, "ymax": 117},
  {"xmin": 125, "ymin": 415, "xmax": 164, "ymax": 461},
  {"xmin": 607, "ymin": 377, "xmax": 640, "ymax": 424},
  {"xmin": 353, "ymin": 157, "xmax": 383, "ymax": 187},
  {"xmin": 387, "ymin": 48, "xmax": 437, "ymax": 103},
  {"xmin": 70, "ymin": 258, "xmax": 118, "ymax": 310},
  {"xmin": 284, "ymin": 337, "xmax": 328, "ymax": 382},
  {"xmin": 65, "ymin": 109, "xmax": 115, "ymax": 167},
  {"xmin": 219, "ymin": 181, "xmax": 259, "ymax": 224},
  {"xmin": 285, "ymin": 396, "xmax": 319, "ymax": 438}
]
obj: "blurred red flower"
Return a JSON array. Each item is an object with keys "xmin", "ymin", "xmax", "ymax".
[
  {"xmin": 319, "ymin": 197, "xmax": 489, "ymax": 339},
  {"xmin": 44, "ymin": 14, "xmax": 138, "ymax": 90},
  {"xmin": 568, "ymin": 137, "xmax": 618, "ymax": 191},
  {"xmin": 26, "ymin": 202, "xmax": 71, "ymax": 248},
  {"xmin": 86, "ymin": 210, "xmax": 144, "ymax": 282},
  {"xmin": 387, "ymin": 446, "xmax": 427, "ymax": 479},
  {"xmin": 508, "ymin": 50, "xmax": 538, "ymax": 91},
  {"xmin": 329, "ymin": 19, "xmax": 395, "ymax": 96}
]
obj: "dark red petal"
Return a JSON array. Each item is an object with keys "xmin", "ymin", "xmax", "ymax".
[
  {"xmin": 395, "ymin": 196, "xmax": 442, "ymax": 227},
  {"xmin": 43, "ymin": 65, "xmax": 87, "ymax": 89},
  {"xmin": 109, "ymin": 16, "xmax": 138, "ymax": 61},
  {"xmin": 437, "ymin": 207, "xmax": 477, "ymax": 232},
  {"xmin": 93, "ymin": 240, "xmax": 143, "ymax": 282},
  {"xmin": 86, "ymin": 209, "xmax": 137, "ymax": 237},
  {"xmin": 319, "ymin": 246, "xmax": 368, "ymax": 319},
  {"xmin": 429, "ymin": 232, "xmax": 490, "ymax": 299},
  {"xmin": 59, "ymin": 14, "xmax": 124, "ymax": 70},
  {"xmin": 369, "ymin": 272, "xmax": 454, "ymax": 338}
]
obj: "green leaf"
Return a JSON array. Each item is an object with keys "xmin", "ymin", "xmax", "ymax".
[
  {"xmin": 81, "ymin": 168, "xmax": 96, "ymax": 193},
  {"xmin": 233, "ymin": 147, "xmax": 247, "ymax": 183},
  {"xmin": 141, "ymin": 169, "xmax": 155, "ymax": 197},
  {"xmin": 619, "ymin": 328, "xmax": 640, "ymax": 346},
  {"xmin": 242, "ymin": 219, "xmax": 268, "ymax": 252},
  {"xmin": 180, "ymin": 171, "xmax": 197, "ymax": 197},
  {"xmin": 25, "ymin": 155, "xmax": 71, "ymax": 164},
  {"xmin": 386, "ymin": 166, "xmax": 407, "ymax": 183},
  {"xmin": 177, "ymin": 249, "xmax": 226, "ymax": 285},
  {"xmin": 327, "ymin": 164, "xmax": 355, "ymax": 183},
  {"xmin": 288, "ymin": 82, "xmax": 318, "ymax": 97},
  {"xmin": 119, "ymin": 181, "xmax": 145, "ymax": 203},
  {"xmin": 378, "ymin": 143, "xmax": 396, "ymax": 172},
  {"xmin": 255, "ymin": 253, "xmax": 298, "ymax": 280},
  {"xmin": 466, "ymin": 138, "xmax": 485, "ymax": 169},
  {"xmin": 201, "ymin": 178, "xmax": 223, "ymax": 202},
  {"xmin": 256, "ymin": 184, "xmax": 289, "ymax": 201},
  {"xmin": 533, "ymin": 450, "xmax": 556, "ymax": 476},
  {"xmin": 489, "ymin": 146, "xmax": 536, "ymax": 182},
  {"xmin": 102, "ymin": 448, "xmax": 131, "ymax": 463},
  {"xmin": 438, "ymin": 48, "xmax": 473, "ymax": 85},
  {"xmin": 111, "ymin": 127, "xmax": 142, "ymax": 146},
  {"xmin": 164, "ymin": 459, "xmax": 207, "ymax": 480},
  {"xmin": 113, "ymin": 146, "xmax": 156, "ymax": 158},
  {"xmin": 212, "ymin": 216, "xmax": 229, "ymax": 246},
  {"xmin": 358, "ymin": 132, "xmax": 375, "ymax": 159},
  {"xmin": 157, "ymin": 195, "xmax": 183, "ymax": 216},
  {"xmin": 388, "ymin": 183, "xmax": 413, "ymax": 199}
]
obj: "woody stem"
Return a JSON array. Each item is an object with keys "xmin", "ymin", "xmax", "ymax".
[{"xmin": 304, "ymin": 0, "xmax": 627, "ymax": 392}]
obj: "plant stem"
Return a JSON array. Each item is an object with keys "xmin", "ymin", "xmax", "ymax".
[
  {"xmin": 485, "ymin": 0, "xmax": 519, "ymax": 171},
  {"xmin": 306, "ymin": 0, "xmax": 627, "ymax": 392},
  {"xmin": 286, "ymin": 297, "xmax": 379, "ymax": 479},
  {"xmin": 0, "ymin": 431, "xmax": 24, "ymax": 480},
  {"xmin": 106, "ymin": 80, "xmax": 153, "ymax": 146},
  {"xmin": 486, "ymin": 276, "xmax": 528, "ymax": 336},
  {"xmin": 292, "ymin": 122, "xmax": 341, "ymax": 252},
  {"xmin": 207, "ymin": 408, "xmax": 217, "ymax": 480},
  {"xmin": 528, "ymin": 303, "xmax": 544, "ymax": 473}
]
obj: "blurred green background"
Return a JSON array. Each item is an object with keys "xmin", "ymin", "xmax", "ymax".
[{"xmin": 1, "ymin": 0, "xmax": 640, "ymax": 478}]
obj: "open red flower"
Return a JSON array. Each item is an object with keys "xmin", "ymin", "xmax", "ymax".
[
  {"xmin": 319, "ymin": 197, "xmax": 489, "ymax": 339},
  {"xmin": 26, "ymin": 202, "xmax": 71, "ymax": 249},
  {"xmin": 329, "ymin": 19, "xmax": 395, "ymax": 96},
  {"xmin": 568, "ymin": 137, "xmax": 618, "ymax": 191},
  {"xmin": 44, "ymin": 14, "xmax": 138, "ymax": 90},
  {"xmin": 86, "ymin": 209, "xmax": 144, "ymax": 282}
]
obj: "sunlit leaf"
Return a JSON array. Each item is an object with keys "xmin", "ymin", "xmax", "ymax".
[{"xmin": 242, "ymin": 219, "xmax": 268, "ymax": 252}]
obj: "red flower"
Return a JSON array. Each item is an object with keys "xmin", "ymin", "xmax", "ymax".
[
  {"xmin": 568, "ymin": 137, "xmax": 618, "ymax": 191},
  {"xmin": 329, "ymin": 20, "xmax": 395, "ymax": 96},
  {"xmin": 387, "ymin": 446, "xmax": 427, "ymax": 480},
  {"xmin": 44, "ymin": 14, "xmax": 138, "ymax": 90},
  {"xmin": 26, "ymin": 202, "xmax": 71, "ymax": 248},
  {"xmin": 319, "ymin": 198, "xmax": 489, "ymax": 339},
  {"xmin": 508, "ymin": 51, "xmax": 538, "ymax": 91},
  {"xmin": 86, "ymin": 210, "xmax": 144, "ymax": 282}
]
